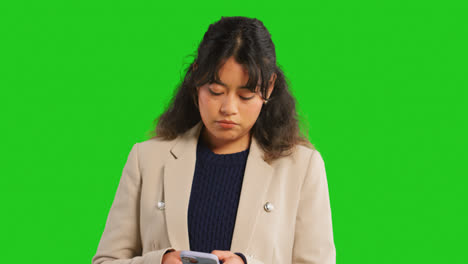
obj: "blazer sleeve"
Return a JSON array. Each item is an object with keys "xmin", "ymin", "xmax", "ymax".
[
  {"xmin": 292, "ymin": 149, "xmax": 336, "ymax": 264},
  {"xmin": 92, "ymin": 143, "xmax": 175, "ymax": 264}
]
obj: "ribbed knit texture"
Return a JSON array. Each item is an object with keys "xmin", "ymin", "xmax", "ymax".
[{"xmin": 188, "ymin": 137, "xmax": 250, "ymax": 254}]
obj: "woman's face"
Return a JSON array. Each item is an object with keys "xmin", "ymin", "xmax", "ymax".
[{"xmin": 197, "ymin": 56, "xmax": 276, "ymax": 150}]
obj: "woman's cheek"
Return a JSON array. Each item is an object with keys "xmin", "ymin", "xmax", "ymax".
[
  {"xmin": 245, "ymin": 99, "xmax": 263, "ymax": 112},
  {"xmin": 198, "ymin": 90, "xmax": 211, "ymax": 106},
  {"xmin": 241, "ymin": 102, "xmax": 262, "ymax": 122},
  {"xmin": 199, "ymin": 92, "xmax": 219, "ymax": 116}
]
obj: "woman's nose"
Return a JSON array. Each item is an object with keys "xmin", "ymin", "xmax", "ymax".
[{"xmin": 220, "ymin": 95, "xmax": 238, "ymax": 115}]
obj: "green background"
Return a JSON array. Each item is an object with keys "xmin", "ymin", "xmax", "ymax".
[{"xmin": 1, "ymin": 1, "xmax": 466, "ymax": 263}]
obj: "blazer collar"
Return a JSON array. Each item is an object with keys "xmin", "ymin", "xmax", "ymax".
[{"xmin": 162, "ymin": 121, "xmax": 274, "ymax": 252}]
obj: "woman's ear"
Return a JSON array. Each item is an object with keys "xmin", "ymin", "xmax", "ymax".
[
  {"xmin": 193, "ymin": 93, "xmax": 199, "ymax": 109},
  {"xmin": 266, "ymin": 73, "xmax": 277, "ymax": 99},
  {"xmin": 193, "ymin": 62, "xmax": 198, "ymax": 71},
  {"xmin": 193, "ymin": 84, "xmax": 201, "ymax": 109}
]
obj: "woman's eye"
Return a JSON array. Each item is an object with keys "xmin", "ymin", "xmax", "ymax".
[
  {"xmin": 239, "ymin": 91, "xmax": 256, "ymax": 100},
  {"xmin": 239, "ymin": 95, "xmax": 255, "ymax": 100},
  {"xmin": 207, "ymin": 85, "xmax": 255, "ymax": 100},
  {"xmin": 208, "ymin": 87, "xmax": 223, "ymax": 96}
]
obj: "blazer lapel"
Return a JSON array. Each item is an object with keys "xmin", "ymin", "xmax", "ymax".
[
  {"xmin": 230, "ymin": 137, "xmax": 274, "ymax": 253},
  {"xmin": 162, "ymin": 121, "xmax": 274, "ymax": 253},
  {"xmin": 163, "ymin": 122, "xmax": 203, "ymax": 250}
]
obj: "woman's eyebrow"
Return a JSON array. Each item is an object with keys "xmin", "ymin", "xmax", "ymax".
[{"xmin": 214, "ymin": 79, "xmax": 258, "ymax": 89}]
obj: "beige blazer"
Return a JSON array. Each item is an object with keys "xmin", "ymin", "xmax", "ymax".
[{"xmin": 92, "ymin": 122, "xmax": 336, "ymax": 264}]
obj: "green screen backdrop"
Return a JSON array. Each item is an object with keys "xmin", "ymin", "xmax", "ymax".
[{"xmin": 1, "ymin": 1, "xmax": 466, "ymax": 263}]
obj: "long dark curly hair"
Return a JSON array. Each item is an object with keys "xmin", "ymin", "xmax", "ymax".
[{"xmin": 149, "ymin": 16, "xmax": 313, "ymax": 163}]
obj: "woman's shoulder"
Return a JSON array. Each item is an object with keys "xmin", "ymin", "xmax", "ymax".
[
  {"xmin": 132, "ymin": 136, "xmax": 179, "ymax": 163},
  {"xmin": 294, "ymin": 143, "xmax": 316, "ymax": 156},
  {"xmin": 138, "ymin": 136, "xmax": 177, "ymax": 147},
  {"xmin": 268, "ymin": 143, "xmax": 321, "ymax": 168}
]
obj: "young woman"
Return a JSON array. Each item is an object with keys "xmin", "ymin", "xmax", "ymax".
[{"xmin": 92, "ymin": 16, "xmax": 336, "ymax": 264}]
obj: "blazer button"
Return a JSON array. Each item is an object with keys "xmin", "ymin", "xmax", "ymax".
[
  {"xmin": 264, "ymin": 202, "xmax": 274, "ymax": 212},
  {"xmin": 157, "ymin": 201, "xmax": 166, "ymax": 210}
]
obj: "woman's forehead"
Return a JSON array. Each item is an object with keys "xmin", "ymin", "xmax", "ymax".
[
  {"xmin": 213, "ymin": 70, "xmax": 262, "ymax": 90},
  {"xmin": 216, "ymin": 57, "xmax": 261, "ymax": 80},
  {"xmin": 213, "ymin": 77, "xmax": 260, "ymax": 90}
]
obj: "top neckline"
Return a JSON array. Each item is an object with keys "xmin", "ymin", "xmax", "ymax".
[{"xmin": 196, "ymin": 137, "xmax": 250, "ymax": 165}]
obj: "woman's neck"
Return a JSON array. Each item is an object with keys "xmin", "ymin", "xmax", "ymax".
[{"xmin": 200, "ymin": 127, "xmax": 251, "ymax": 154}]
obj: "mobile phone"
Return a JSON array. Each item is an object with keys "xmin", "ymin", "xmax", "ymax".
[{"xmin": 180, "ymin": 250, "xmax": 220, "ymax": 264}]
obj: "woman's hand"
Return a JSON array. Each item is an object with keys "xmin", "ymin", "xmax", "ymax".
[
  {"xmin": 162, "ymin": 250, "xmax": 182, "ymax": 264},
  {"xmin": 211, "ymin": 250, "xmax": 245, "ymax": 264}
]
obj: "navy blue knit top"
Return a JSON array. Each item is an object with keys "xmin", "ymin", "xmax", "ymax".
[{"xmin": 187, "ymin": 137, "xmax": 249, "ymax": 263}]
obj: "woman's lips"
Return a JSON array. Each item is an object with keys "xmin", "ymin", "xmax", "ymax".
[
  {"xmin": 218, "ymin": 120, "xmax": 237, "ymax": 124},
  {"xmin": 216, "ymin": 120, "xmax": 237, "ymax": 129}
]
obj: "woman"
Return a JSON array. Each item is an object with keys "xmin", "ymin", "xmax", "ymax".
[{"xmin": 92, "ymin": 16, "xmax": 336, "ymax": 264}]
